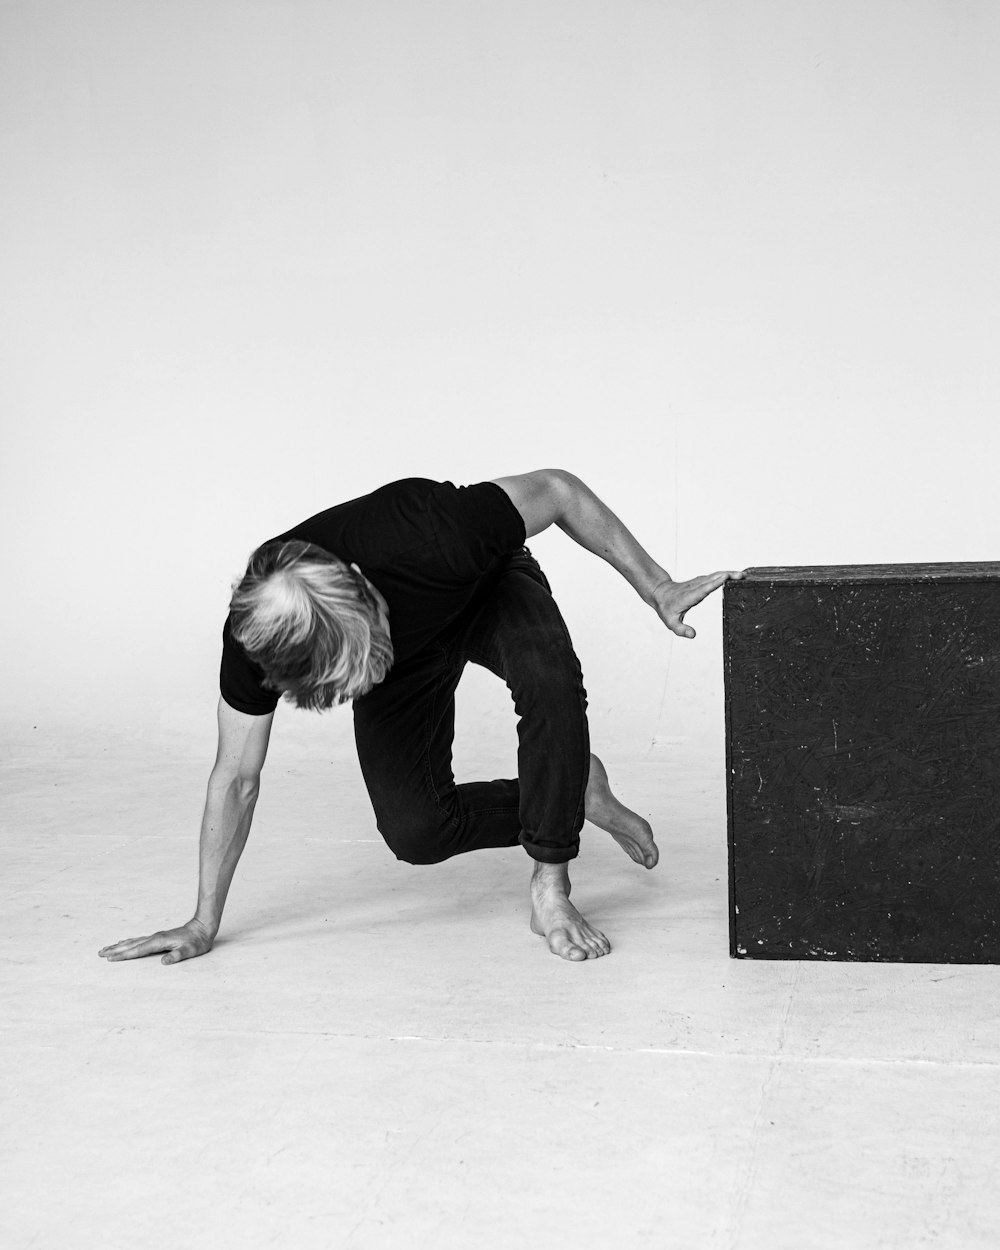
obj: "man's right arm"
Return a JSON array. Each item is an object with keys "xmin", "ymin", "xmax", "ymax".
[
  {"xmin": 491, "ymin": 469, "xmax": 742, "ymax": 638},
  {"xmin": 98, "ymin": 699, "xmax": 274, "ymax": 966}
]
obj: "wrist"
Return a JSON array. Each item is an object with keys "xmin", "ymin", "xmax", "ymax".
[
  {"xmin": 192, "ymin": 914, "xmax": 219, "ymax": 940},
  {"xmin": 641, "ymin": 569, "xmax": 673, "ymax": 606}
]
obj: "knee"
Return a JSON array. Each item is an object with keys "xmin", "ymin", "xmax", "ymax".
[
  {"xmin": 378, "ymin": 812, "xmax": 454, "ymax": 865},
  {"xmin": 509, "ymin": 636, "xmax": 587, "ymax": 711}
]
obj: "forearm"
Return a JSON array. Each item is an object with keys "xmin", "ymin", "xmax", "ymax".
[
  {"xmin": 193, "ymin": 770, "xmax": 260, "ymax": 936},
  {"xmin": 555, "ymin": 472, "xmax": 671, "ymax": 604}
]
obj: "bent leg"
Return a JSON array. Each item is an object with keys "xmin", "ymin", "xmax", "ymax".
[
  {"xmin": 352, "ymin": 652, "xmax": 522, "ymax": 864},
  {"xmin": 453, "ymin": 554, "xmax": 615, "ymax": 960},
  {"xmin": 457, "ymin": 553, "xmax": 591, "ymax": 865}
]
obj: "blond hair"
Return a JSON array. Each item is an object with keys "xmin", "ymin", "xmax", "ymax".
[{"xmin": 229, "ymin": 541, "xmax": 393, "ymax": 710}]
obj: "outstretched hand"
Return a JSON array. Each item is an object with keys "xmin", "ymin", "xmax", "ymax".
[
  {"xmin": 99, "ymin": 918, "xmax": 215, "ymax": 966},
  {"xmin": 651, "ymin": 569, "xmax": 744, "ymax": 639}
]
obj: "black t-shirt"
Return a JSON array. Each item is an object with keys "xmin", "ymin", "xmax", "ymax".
[{"xmin": 220, "ymin": 478, "xmax": 526, "ymax": 715}]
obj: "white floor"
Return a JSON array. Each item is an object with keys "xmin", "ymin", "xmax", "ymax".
[{"xmin": 3, "ymin": 716, "xmax": 1000, "ymax": 1250}]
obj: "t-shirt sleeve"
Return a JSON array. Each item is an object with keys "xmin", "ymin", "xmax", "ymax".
[
  {"xmin": 428, "ymin": 480, "xmax": 527, "ymax": 582},
  {"xmin": 219, "ymin": 616, "xmax": 280, "ymax": 716}
]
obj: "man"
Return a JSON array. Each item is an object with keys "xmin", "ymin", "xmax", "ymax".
[{"xmin": 99, "ymin": 469, "xmax": 740, "ymax": 966}]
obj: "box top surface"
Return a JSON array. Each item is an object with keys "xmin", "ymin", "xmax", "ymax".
[{"xmin": 737, "ymin": 561, "xmax": 1000, "ymax": 584}]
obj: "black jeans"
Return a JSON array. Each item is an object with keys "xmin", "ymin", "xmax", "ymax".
[{"xmin": 352, "ymin": 548, "xmax": 590, "ymax": 865}]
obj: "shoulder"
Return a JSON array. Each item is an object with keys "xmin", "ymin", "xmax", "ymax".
[
  {"xmin": 220, "ymin": 616, "xmax": 280, "ymax": 716},
  {"xmin": 486, "ymin": 469, "xmax": 571, "ymax": 539}
]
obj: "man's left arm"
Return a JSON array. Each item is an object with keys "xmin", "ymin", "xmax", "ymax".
[{"xmin": 490, "ymin": 468, "xmax": 742, "ymax": 639}]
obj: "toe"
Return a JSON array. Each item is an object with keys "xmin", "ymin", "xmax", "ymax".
[
  {"xmin": 583, "ymin": 930, "xmax": 607, "ymax": 958},
  {"xmin": 548, "ymin": 927, "xmax": 586, "ymax": 961}
]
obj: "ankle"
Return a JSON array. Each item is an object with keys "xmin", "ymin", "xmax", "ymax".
[{"xmin": 531, "ymin": 859, "xmax": 571, "ymax": 891}]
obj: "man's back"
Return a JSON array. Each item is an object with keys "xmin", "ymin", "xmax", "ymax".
[{"xmin": 220, "ymin": 478, "xmax": 527, "ymax": 715}]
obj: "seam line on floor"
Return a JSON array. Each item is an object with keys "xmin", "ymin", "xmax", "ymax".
[{"xmin": 11, "ymin": 1023, "xmax": 1000, "ymax": 1068}]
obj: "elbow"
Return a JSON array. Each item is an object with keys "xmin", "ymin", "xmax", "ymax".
[
  {"xmin": 209, "ymin": 767, "xmax": 261, "ymax": 804},
  {"xmin": 546, "ymin": 468, "xmax": 582, "ymax": 521},
  {"xmin": 235, "ymin": 775, "xmax": 261, "ymax": 804},
  {"xmin": 539, "ymin": 467, "xmax": 577, "ymax": 509}
]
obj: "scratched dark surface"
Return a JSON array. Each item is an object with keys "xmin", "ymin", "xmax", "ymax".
[{"xmin": 724, "ymin": 564, "xmax": 1000, "ymax": 962}]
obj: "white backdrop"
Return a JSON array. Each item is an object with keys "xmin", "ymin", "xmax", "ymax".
[{"xmin": 3, "ymin": 0, "xmax": 998, "ymax": 757}]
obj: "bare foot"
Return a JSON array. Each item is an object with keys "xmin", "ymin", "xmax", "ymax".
[
  {"xmin": 585, "ymin": 754, "xmax": 659, "ymax": 869},
  {"xmin": 529, "ymin": 861, "xmax": 611, "ymax": 961}
]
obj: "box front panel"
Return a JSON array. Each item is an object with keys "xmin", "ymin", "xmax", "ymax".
[{"xmin": 725, "ymin": 579, "xmax": 1000, "ymax": 962}]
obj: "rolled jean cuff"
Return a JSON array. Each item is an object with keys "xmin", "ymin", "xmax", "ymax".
[{"xmin": 519, "ymin": 832, "xmax": 580, "ymax": 864}]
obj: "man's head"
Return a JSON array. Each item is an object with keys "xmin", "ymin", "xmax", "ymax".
[{"xmin": 229, "ymin": 540, "xmax": 393, "ymax": 710}]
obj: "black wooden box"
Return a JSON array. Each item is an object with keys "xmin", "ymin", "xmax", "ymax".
[{"xmin": 724, "ymin": 563, "xmax": 1000, "ymax": 963}]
